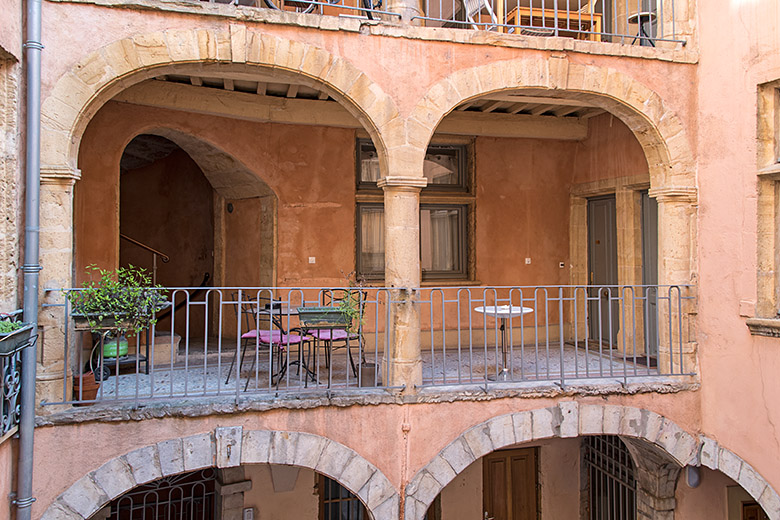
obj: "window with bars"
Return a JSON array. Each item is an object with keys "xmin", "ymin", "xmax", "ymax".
[
  {"xmin": 319, "ymin": 475, "xmax": 367, "ymax": 520},
  {"xmin": 108, "ymin": 468, "xmax": 217, "ymax": 520},
  {"xmin": 584, "ymin": 435, "xmax": 637, "ymax": 520},
  {"xmin": 355, "ymin": 138, "xmax": 472, "ymax": 281}
]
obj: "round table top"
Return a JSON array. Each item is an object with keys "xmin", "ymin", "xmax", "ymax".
[{"xmin": 474, "ymin": 305, "xmax": 534, "ymax": 318}]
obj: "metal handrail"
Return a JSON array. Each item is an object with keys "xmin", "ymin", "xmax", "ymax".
[{"xmin": 120, "ymin": 234, "xmax": 170, "ymax": 263}]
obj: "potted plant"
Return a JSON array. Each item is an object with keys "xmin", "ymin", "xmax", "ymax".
[
  {"xmin": 0, "ymin": 319, "xmax": 34, "ymax": 355},
  {"xmin": 68, "ymin": 265, "xmax": 167, "ymax": 336}
]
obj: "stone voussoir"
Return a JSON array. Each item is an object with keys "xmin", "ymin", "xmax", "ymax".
[
  {"xmin": 59, "ymin": 474, "xmax": 109, "ymax": 519},
  {"xmin": 92, "ymin": 457, "xmax": 136, "ymax": 501},
  {"xmin": 122, "ymin": 445, "xmax": 162, "ymax": 485}
]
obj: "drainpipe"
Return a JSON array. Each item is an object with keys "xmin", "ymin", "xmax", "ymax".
[{"xmin": 17, "ymin": 0, "xmax": 43, "ymax": 518}]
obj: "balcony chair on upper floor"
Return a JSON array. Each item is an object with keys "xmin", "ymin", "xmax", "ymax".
[
  {"xmin": 225, "ymin": 293, "xmax": 310, "ymax": 390},
  {"xmin": 303, "ymin": 289, "xmax": 367, "ymax": 378},
  {"xmin": 462, "ymin": 0, "xmax": 499, "ymax": 30}
]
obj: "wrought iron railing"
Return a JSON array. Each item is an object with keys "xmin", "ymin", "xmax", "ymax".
[
  {"xmin": 417, "ymin": 285, "xmax": 694, "ymax": 388},
  {"xmin": 48, "ymin": 287, "xmax": 395, "ymax": 406},
  {"xmin": 44, "ymin": 284, "xmax": 693, "ymax": 406},
  {"xmin": 0, "ymin": 310, "xmax": 32, "ymax": 435},
  {"xmin": 196, "ymin": 0, "xmax": 683, "ymax": 45}
]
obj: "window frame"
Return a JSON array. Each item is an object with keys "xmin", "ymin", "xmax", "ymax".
[
  {"xmin": 318, "ymin": 474, "xmax": 367, "ymax": 520},
  {"xmin": 355, "ymin": 137, "xmax": 474, "ymax": 282}
]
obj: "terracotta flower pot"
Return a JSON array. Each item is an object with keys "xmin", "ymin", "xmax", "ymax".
[{"xmin": 73, "ymin": 371, "xmax": 100, "ymax": 405}]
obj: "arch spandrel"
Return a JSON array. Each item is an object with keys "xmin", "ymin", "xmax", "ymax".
[
  {"xmin": 41, "ymin": 429, "xmax": 399, "ymax": 520},
  {"xmin": 406, "ymin": 57, "xmax": 696, "ymax": 193},
  {"xmin": 41, "ymin": 30, "xmax": 399, "ymax": 180},
  {"xmin": 404, "ymin": 403, "xmax": 780, "ymax": 520}
]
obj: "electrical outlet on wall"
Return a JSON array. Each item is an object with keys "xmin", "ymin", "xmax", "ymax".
[
  {"xmin": 308, "ymin": 257, "xmax": 316, "ymax": 264},
  {"xmin": 525, "ymin": 258, "xmax": 531, "ymax": 264}
]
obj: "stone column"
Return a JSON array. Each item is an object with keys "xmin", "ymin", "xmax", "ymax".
[
  {"xmin": 377, "ymin": 176, "xmax": 427, "ymax": 392},
  {"xmin": 649, "ymin": 187, "xmax": 697, "ymax": 376},
  {"xmin": 36, "ymin": 167, "xmax": 81, "ymax": 409},
  {"xmin": 384, "ymin": 0, "xmax": 424, "ymax": 24},
  {"xmin": 568, "ymin": 196, "xmax": 588, "ymax": 344},
  {"xmin": 615, "ymin": 188, "xmax": 644, "ymax": 356}
]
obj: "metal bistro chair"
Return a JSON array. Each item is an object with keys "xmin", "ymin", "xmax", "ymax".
[
  {"xmin": 304, "ymin": 289, "xmax": 367, "ymax": 378},
  {"xmin": 226, "ymin": 294, "xmax": 309, "ymax": 390},
  {"xmin": 462, "ymin": 0, "xmax": 498, "ymax": 31}
]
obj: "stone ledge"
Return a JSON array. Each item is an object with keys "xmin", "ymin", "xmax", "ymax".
[
  {"xmin": 46, "ymin": 0, "xmax": 697, "ymax": 64},
  {"xmin": 746, "ymin": 317, "xmax": 780, "ymax": 338},
  {"xmin": 35, "ymin": 377, "xmax": 698, "ymax": 426}
]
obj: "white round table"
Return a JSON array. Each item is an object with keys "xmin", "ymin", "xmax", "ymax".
[{"xmin": 475, "ymin": 305, "xmax": 534, "ymax": 381}]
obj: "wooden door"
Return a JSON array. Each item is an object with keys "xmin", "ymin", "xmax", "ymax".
[
  {"xmin": 588, "ymin": 196, "xmax": 619, "ymax": 344},
  {"xmin": 743, "ymin": 503, "xmax": 769, "ymax": 520},
  {"xmin": 483, "ymin": 448, "xmax": 538, "ymax": 520}
]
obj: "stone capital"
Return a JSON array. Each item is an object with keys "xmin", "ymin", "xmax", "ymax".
[
  {"xmin": 648, "ymin": 186, "xmax": 697, "ymax": 204},
  {"xmin": 377, "ymin": 176, "xmax": 428, "ymax": 192},
  {"xmin": 40, "ymin": 166, "xmax": 82, "ymax": 186}
]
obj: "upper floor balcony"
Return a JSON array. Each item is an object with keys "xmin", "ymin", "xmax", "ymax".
[
  {"xmin": 189, "ymin": 0, "xmax": 690, "ymax": 46},
  {"xmin": 41, "ymin": 282, "xmax": 694, "ymax": 408}
]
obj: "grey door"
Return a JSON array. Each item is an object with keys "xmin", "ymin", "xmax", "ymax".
[
  {"xmin": 641, "ymin": 191, "xmax": 659, "ymax": 357},
  {"xmin": 588, "ymin": 196, "xmax": 619, "ymax": 344}
]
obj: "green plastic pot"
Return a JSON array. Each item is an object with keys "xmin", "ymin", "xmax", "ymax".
[{"xmin": 103, "ymin": 336, "xmax": 129, "ymax": 358}]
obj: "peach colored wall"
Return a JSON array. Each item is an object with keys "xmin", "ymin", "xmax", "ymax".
[
  {"xmin": 675, "ymin": 467, "xmax": 734, "ymax": 520},
  {"xmin": 120, "ymin": 149, "xmax": 214, "ymax": 288},
  {"xmin": 76, "ymin": 101, "xmax": 357, "ymax": 289},
  {"xmin": 78, "ymin": 99, "xmax": 642, "ymax": 292},
  {"xmin": 244, "ymin": 465, "xmax": 319, "ymax": 519},
  {"xmin": 475, "ymin": 137, "xmax": 576, "ymax": 286},
  {"xmin": 39, "ymin": 4, "xmax": 698, "ymax": 129},
  {"xmin": 29, "ymin": 393, "xmax": 702, "ymax": 518},
  {"xmin": 0, "ymin": 435, "xmax": 16, "ymax": 520},
  {"xmin": 573, "ymin": 113, "xmax": 650, "ymax": 184},
  {"xmin": 695, "ymin": 0, "xmax": 780, "ymax": 499},
  {"xmin": 441, "ymin": 458, "xmax": 483, "ymax": 519}
]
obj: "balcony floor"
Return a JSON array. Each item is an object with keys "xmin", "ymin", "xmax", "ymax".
[{"xmin": 88, "ymin": 340, "xmax": 659, "ymax": 402}]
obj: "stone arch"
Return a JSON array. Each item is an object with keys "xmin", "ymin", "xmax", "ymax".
[
  {"xmin": 403, "ymin": 57, "xmax": 695, "ymax": 194},
  {"xmin": 41, "ymin": 29, "xmax": 399, "ymax": 176},
  {"xmin": 41, "ymin": 428, "xmax": 399, "ymax": 520},
  {"xmin": 404, "ymin": 403, "xmax": 780, "ymax": 520},
  {"xmin": 124, "ymin": 126, "xmax": 277, "ymax": 200}
]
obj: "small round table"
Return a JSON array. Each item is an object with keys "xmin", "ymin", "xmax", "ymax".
[{"xmin": 475, "ymin": 305, "xmax": 534, "ymax": 381}]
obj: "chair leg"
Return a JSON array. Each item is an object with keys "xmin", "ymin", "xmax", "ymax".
[
  {"xmin": 347, "ymin": 339, "xmax": 358, "ymax": 378},
  {"xmin": 226, "ymin": 339, "xmax": 249, "ymax": 385}
]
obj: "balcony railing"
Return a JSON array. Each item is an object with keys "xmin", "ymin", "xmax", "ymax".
[
  {"xmin": 43, "ymin": 284, "xmax": 693, "ymax": 406},
  {"xmin": 1, "ymin": 310, "xmax": 31, "ymax": 434},
  {"xmin": 197, "ymin": 0, "xmax": 683, "ymax": 45}
]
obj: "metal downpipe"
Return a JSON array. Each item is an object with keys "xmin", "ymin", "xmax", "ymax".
[{"xmin": 17, "ymin": 0, "xmax": 43, "ymax": 517}]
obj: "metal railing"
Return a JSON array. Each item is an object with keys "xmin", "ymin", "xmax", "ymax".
[
  {"xmin": 47, "ymin": 287, "xmax": 395, "ymax": 406},
  {"xmin": 44, "ymin": 284, "xmax": 693, "ymax": 406},
  {"xmin": 0, "ymin": 310, "xmax": 31, "ymax": 435},
  {"xmin": 197, "ymin": 0, "xmax": 400, "ymax": 21},
  {"xmin": 417, "ymin": 285, "xmax": 694, "ymax": 388},
  {"xmin": 416, "ymin": 0, "xmax": 682, "ymax": 44},
  {"xmin": 197, "ymin": 0, "xmax": 683, "ymax": 45}
]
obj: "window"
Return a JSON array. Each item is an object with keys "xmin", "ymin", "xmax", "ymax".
[
  {"xmin": 584, "ymin": 436, "xmax": 637, "ymax": 520},
  {"xmin": 356, "ymin": 139, "xmax": 472, "ymax": 281},
  {"xmin": 109, "ymin": 468, "xmax": 217, "ymax": 520},
  {"xmin": 319, "ymin": 475, "xmax": 367, "ymax": 520}
]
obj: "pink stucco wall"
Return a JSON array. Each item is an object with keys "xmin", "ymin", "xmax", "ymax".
[
  {"xmin": 27, "ymin": 0, "xmax": 780, "ymax": 515},
  {"xmin": 695, "ymin": 0, "xmax": 780, "ymax": 498}
]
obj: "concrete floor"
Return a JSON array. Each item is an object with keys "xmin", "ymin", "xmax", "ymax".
[{"xmin": 87, "ymin": 337, "xmax": 657, "ymax": 402}]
